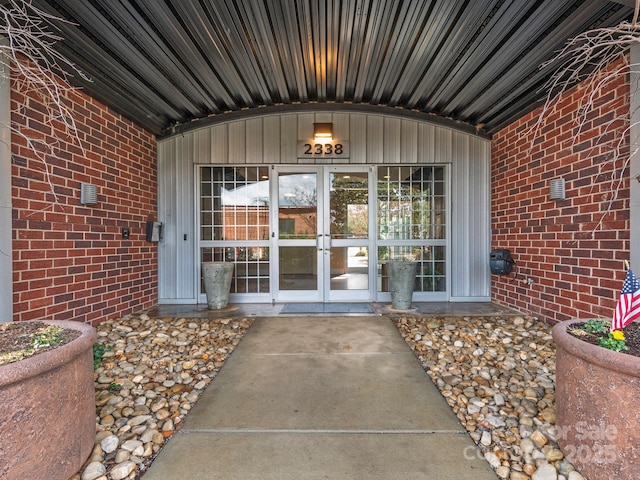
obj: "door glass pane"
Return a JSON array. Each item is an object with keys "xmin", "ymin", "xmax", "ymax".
[
  {"xmin": 278, "ymin": 173, "xmax": 317, "ymax": 239},
  {"xmin": 329, "ymin": 172, "xmax": 368, "ymax": 239},
  {"xmin": 330, "ymin": 247, "xmax": 369, "ymax": 291},
  {"xmin": 279, "ymin": 247, "xmax": 317, "ymax": 290}
]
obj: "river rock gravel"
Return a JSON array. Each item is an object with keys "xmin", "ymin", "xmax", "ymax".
[
  {"xmin": 70, "ymin": 313, "xmax": 582, "ymax": 480},
  {"xmin": 69, "ymin": 313, "xmax": 253, "ymax": 480},
  {"xmin": 393, "ymin": 315, "xmax": 584, "ymax": 480}
]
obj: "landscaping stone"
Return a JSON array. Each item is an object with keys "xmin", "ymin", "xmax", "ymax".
[
  {"xmin": 531, "ymin": 462, "xmax": 558, "ymax": 480},
  {"xmin": 567, "ymin": 472, "xmax": 585, "ymax": 480},
  {"xmin": 99, "ymin": 435, "xmax": 118, "ymax": 454},
  {"xmin": 80, "ymin": 462, "xmax": 105, "ymax": 480},
  {"xmin": 393, "ymin": 315, "xmax": 583, "ymax": 480},
  {"xmin": 73, "ymin": 314, "xmax": 253, "ymax": 480},
  {"xmin": 73, "ymin": 313, "xmax": 587, "ymax": 480},
  {"xmin": 108, "ymin": 461, "xmax": 135, "ymax": 480}
]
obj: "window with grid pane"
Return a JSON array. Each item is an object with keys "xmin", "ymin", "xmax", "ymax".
[
  {"xmin": 200, "ymin": 167, "xmax": 270, "ymax": 294},
  {"xmin": 377, "ymin": 166, "xmax": 446, "ymax": 293}
]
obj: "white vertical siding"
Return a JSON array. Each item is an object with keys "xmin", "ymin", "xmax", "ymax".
[
  {"xmin": 229, "ymin": 122, "xmax": 246, "ymax": 162},
  {"xmin": 158, "ymin": 137, "xmax": 197, "ymax": 303},
  {"xmin": 246, "ymin": 118, "xmax": 263, "ymax": 163},
  {"xmin": 298, "ymin": 113, "xmax": 315, "ymax": 145},
  {"xmin": 157, "ymin": 110, "xmax": 491, "ymax": 302},
  {"xmin": 366, "ymin": 116, "xmax": 383, "ymax": 164},
  {"xmin": 280, "ymin": 115, "xmax": 298, "ymax": 162},
  {"xmin": 473, "ymin": 137, "xmax": 492, "ymax": 298},
  {"xmin": 400, "ymin": 120, "xmax": 418, "ymax": 163},
  {"xmin": 348, "ymin": 114, "xmax": 366, "ymax": 163},
  {"xmin": 450, "ymin": 132, "xmax": 491, "ymax": 301},
  {"xmin": 383, "ymin": 117, "xmax": 401, "ymax": 164},
  {"xmin": 193, "ymin": 129, "xmax": 211, "ymax": 164},
  {"xmin": 210, "ymin": 124, "xmax": 228, "ymax": 164},
  {"xmin": 263, "ymin": 116, "xmax": 281, "ymax": 164},
  {"xmin": 435, "ymin": 127, "xmax": 453, "ymax": 163},
  {"xmin": 449, "ymin": 134, "xmax": 491, "ymax": 300},
  {"xmin": 175, "ymin": 136, "xmax": 196, "ymax": 299},
  {"xmin": 333, "ymin": 114, "xmax": 350, "ymax": 145},
  {"xmin": 158, "ymin": 141, "xmax": 176, "ymax": 300},
  {"xmin": 418, "ymin": 124, "xmax": 436, "ymax": 163},
  {"xmin": 449, "ymin": 133, "xmax": 467, "ymax": 298}
]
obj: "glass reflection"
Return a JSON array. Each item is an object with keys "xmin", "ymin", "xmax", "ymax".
[
  {"xmin": 279, "ymin": 247, "xmax": 317, "ymax": 290},
  {"xmin": 329, "ymin": 172, "xmax": 368, "ymax": 239},
  {"xmin": 278, "ymin": 173, "xmax": 317, "ymax": 239},
  {"xmin": 330, "ymin": 247, "xmax": 369, "ymax": 291}
]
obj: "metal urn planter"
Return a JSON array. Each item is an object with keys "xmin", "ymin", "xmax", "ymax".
[
  {"xmin": 387, "ymin": 260, "xmax": 417, "ymax": 310},
  {"xmin": 0, "ymin": 320, "xmax": 97, "ymax": 480},
  {"xmin": 202, "ymin": 262, "xmax": 235, "ymax": 309},
  {"xmin": 552, "ymin": 320, "xmax": 640, "ymax": 480}
]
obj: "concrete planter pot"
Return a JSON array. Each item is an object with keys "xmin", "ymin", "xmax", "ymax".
[
  {"xmin": 387, "ymin": 260, "xmax": 417, "ymax": 310},
  {"xmin": 202, "ymin": 262, "xmax": 234, "ymax": 309},
  {"xmin": 552, "ymin": 320, "xmax": 640, "ymax": 480},
  {"xmin": 0, "ymin": 320, "xmax": 97, "ymax": 480}
]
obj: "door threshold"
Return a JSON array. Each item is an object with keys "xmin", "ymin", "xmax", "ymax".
[{"xmin": 280, "ymin": 303, "xmax": 374, "ymax": 314}]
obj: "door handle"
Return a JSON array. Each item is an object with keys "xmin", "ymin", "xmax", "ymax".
[
  {"xmin": 325, "ymin": 233, "xmax": 331, "ymax": 250},
  {"xmin": 317, "ymin": 234, "xmax": 323, "ymax": 251}
]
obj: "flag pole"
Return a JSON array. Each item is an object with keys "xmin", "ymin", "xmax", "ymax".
[{"xmin": 625, "ymin": 259, "xmax": 630, "ymax": 271}]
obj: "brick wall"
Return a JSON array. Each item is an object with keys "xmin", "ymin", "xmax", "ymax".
[
  {"xmin": 491, "ymin": 58, "xmax": 631, "ymax": 324},
  {"xmin": 11, "ymin": 72, "xmax": 158, "ymax": 324}
]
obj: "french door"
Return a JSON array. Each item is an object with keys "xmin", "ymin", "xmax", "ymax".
[
  {"xmin": 273, "ymin": 166, "xmax": 374, "ymax": 302},
  {"xmin": 198, "ymin": 165, "xmax": 448, "ymax": 304}
]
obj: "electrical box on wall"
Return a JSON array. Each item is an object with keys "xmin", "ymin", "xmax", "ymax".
[
  {"xmin": 490, "ymin": 249, "xmax": 515, "ymax": 275},
  {"xmin": 146, "ymin": 221, "xmax": 163, "ymax": 242}
]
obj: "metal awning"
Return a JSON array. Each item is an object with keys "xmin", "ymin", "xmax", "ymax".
[{"xmin": 23, "ymin": 0, "xmax": 634, "ymax": 138}]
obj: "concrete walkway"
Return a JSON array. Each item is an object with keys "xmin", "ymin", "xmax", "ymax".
[{"xmin": 143, "ymin": 316, "xmax": 497, "ymax": 479}]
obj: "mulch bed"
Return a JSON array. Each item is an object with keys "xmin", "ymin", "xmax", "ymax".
[{"xmin": 0, "ymin": 321, "xmax": 81, "ymax": 367}]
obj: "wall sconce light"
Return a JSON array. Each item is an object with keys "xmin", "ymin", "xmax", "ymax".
[
  {"xmin": 313, "ymin": 123, "xmax": 333, "ymax": 143},
  {"xmin": 80, "ymin": 183, "xmax": 97, "ymax": 205},
  {"xmin": 549, "ymin": 178, "xmax": 566, "ymax": 200}
]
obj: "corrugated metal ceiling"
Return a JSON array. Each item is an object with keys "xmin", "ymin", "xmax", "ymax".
[{"xmin": 27, "ymin": 0, "xmax": 633, "ymax": 138}]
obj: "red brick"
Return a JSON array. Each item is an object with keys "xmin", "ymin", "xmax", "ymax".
[
  {"xmin": 11, "ymin": 65, "xmax": 158, "ymax": 325},
  {"xmin": 491, "ymin": 56, "xmax": 630, "ymax": 324}
]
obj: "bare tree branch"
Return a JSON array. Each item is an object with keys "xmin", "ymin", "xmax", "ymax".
[
  {"xmin": 528, "ymin": 17, "xmax": 640, "ymax": 236},
  {"xmin": 0, "ymin": 0, "xmax": 90, "ymax": 213}
]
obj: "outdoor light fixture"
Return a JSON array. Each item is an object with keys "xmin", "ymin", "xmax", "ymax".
[
  {"xmin": 80, "ymin": 183, "xmax": 97, "ymax": 205},
  {"xmin": 313, "ymin": 123, "xmax": 333, "ymax": 143},
  {"xmin": 549, "ymin": 178, "xmax": 566, "ymax": 200}
]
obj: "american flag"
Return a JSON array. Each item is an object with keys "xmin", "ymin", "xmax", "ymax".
[{"xmin": 611, "ymin": 268, "xmax": 640, "ymax": 331}]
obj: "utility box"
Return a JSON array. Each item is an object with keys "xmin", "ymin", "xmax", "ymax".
[
  {"xmin": 146, "ymin": 221, "xmax": 163, "ymax": 242},
  {"xmin": 490, "ymin": 249, "xmax": 514, "ymax": 275}
]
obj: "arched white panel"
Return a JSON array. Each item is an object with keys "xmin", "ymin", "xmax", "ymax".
[{"xmin": 158, "ymin": 110, "xmax": 491, "ymax": 303}]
